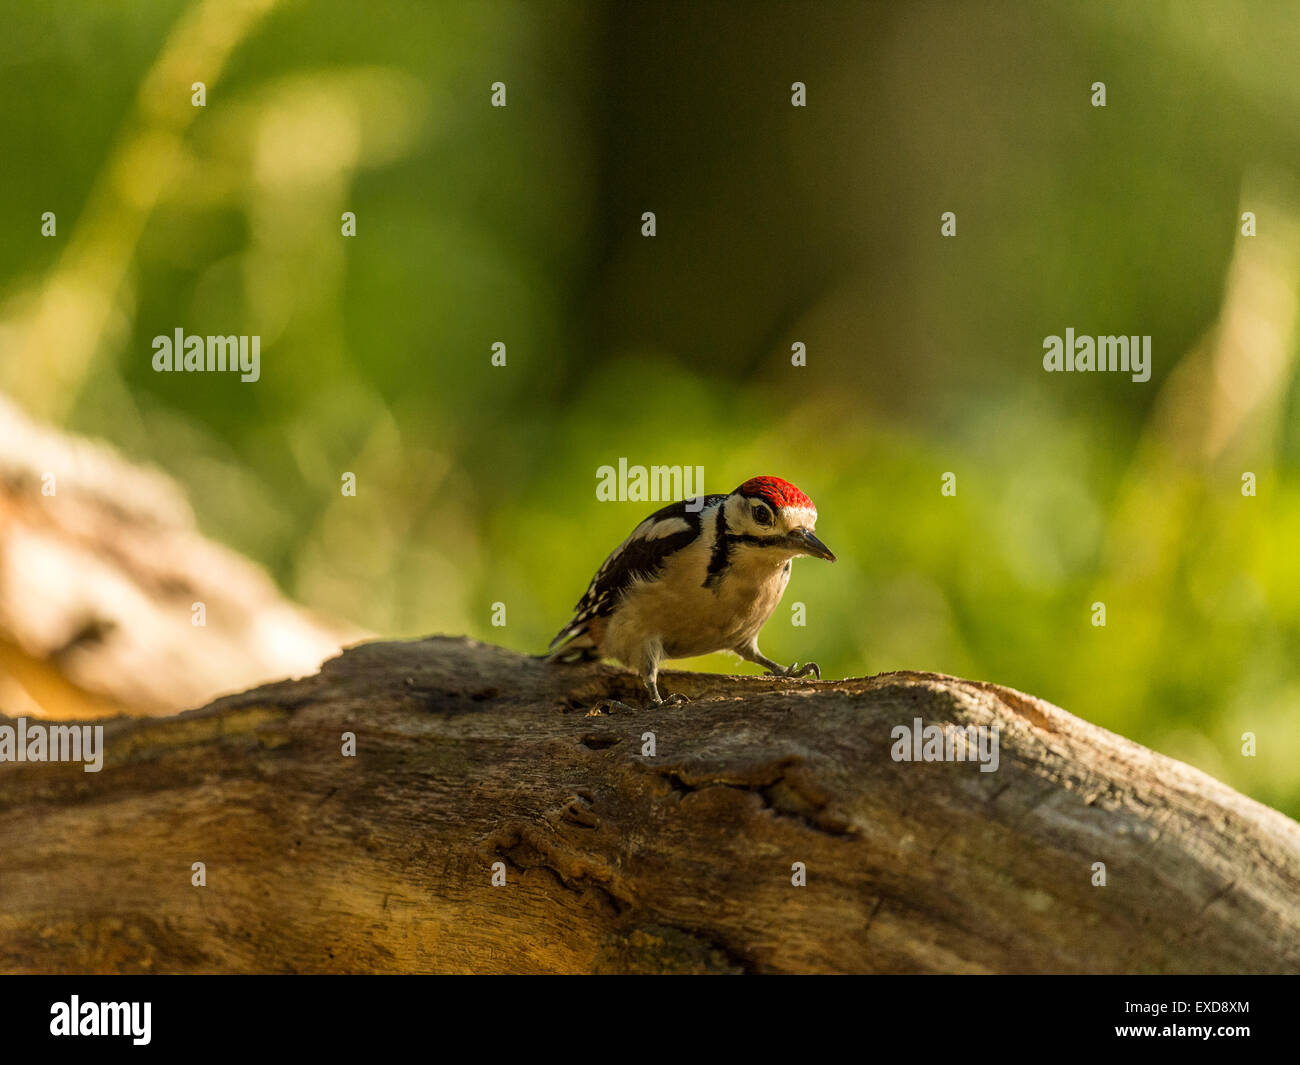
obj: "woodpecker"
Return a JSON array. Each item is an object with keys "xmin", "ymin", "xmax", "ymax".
[{"xmin": 547, "ymin": 476, "xmax": 836, "ymax": 705}]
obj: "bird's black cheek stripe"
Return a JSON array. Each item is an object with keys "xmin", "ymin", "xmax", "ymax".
[
  {"xmin": 704, "ymin": 521, "xmax": 793, "ymax": 590},
  {"xmin": 704, "ymin": 509, "xmax": 732, "ymax": 589},
  {"xmin": 727, "ymin": 533, "xmax": 785, "ymax": 548}
]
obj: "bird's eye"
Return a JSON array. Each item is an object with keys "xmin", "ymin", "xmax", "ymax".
[{"xmin": 752, "ymin": 504, "xmax": 773, "ymax": 526}]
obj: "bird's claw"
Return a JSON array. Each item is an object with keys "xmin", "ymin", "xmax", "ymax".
[
  {"xmin": 646, "ymin": 684, "xmax": 691, "ymax": 707},
  {"xmin": 585, "ymin": 698, "xmax": 638, "ymax": 716},
  {"xmin": 767, "ymin": 661, "xmax": 821, "ymax": 680}
]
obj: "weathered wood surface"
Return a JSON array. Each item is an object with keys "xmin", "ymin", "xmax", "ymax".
[{"xmin": 2, "ymin": 635, "xmax": 1298, "ymax": 974}]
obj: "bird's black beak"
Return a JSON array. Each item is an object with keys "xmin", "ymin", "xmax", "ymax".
[{"xmin": 790, "ymin": 528, "xmax": 836, "ymax": 562}]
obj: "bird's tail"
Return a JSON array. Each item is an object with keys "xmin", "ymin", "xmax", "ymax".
[{"xmin": 539, "ymin": 625, "xmax": 601, "ymax": 664}]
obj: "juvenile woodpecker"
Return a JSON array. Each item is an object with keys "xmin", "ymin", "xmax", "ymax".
[{"xmin": 547, "ymin": 476, "xmax": 836, "ymax": 705}]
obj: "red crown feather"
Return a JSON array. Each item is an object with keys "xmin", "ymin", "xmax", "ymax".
[{"xmin": 737, "ymin": 476, "xmax": 815, "ymax": 511}]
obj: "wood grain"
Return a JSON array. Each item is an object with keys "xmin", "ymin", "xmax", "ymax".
[{"xmin": 2, "ymin": 636, "xmax": 1297, "ymax": 973}]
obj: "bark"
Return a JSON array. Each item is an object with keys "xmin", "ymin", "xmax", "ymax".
[{"xmin": 1, "ymin": 635, "xmax": 1297, "ymax": 974}]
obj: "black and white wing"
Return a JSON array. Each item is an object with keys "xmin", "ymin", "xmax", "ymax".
[{"xmin": 547, "ymin": 495, "xmax": 723, "ymax": 653}]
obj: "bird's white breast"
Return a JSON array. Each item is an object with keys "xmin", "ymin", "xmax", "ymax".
[{"xmin": 601, "ymin": 506, "xmax": 793, "ymax": 663}]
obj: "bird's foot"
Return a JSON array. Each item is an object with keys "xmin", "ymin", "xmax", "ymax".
[
  {"xmin": 644, "ymin": 687, "xmax": 690, "ymax": 708},
  {"xmin": 585, "ymin": 698, "xmax": 640, "ymax": 717},
  {"xmin": 660, "ymin": 692, "xmax": 691, "ymax": 706},
  {"xmin": 766, "ymin": 661, "xmax": 821, "ymax": 680}
]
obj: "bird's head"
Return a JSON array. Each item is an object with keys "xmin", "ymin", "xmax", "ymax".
[{"xmin": 723, "ymin": 476, "xmax": 836, "ymax": 562}]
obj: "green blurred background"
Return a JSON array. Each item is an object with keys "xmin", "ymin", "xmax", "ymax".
[{"xmin": 1, "ymin": 0, "xmax": 1297, "ymax": 815}]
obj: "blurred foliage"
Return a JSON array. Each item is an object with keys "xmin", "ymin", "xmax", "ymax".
[{"xmin": 1, "ymin": 0, "xmax": 1298, "ymax": 816}]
